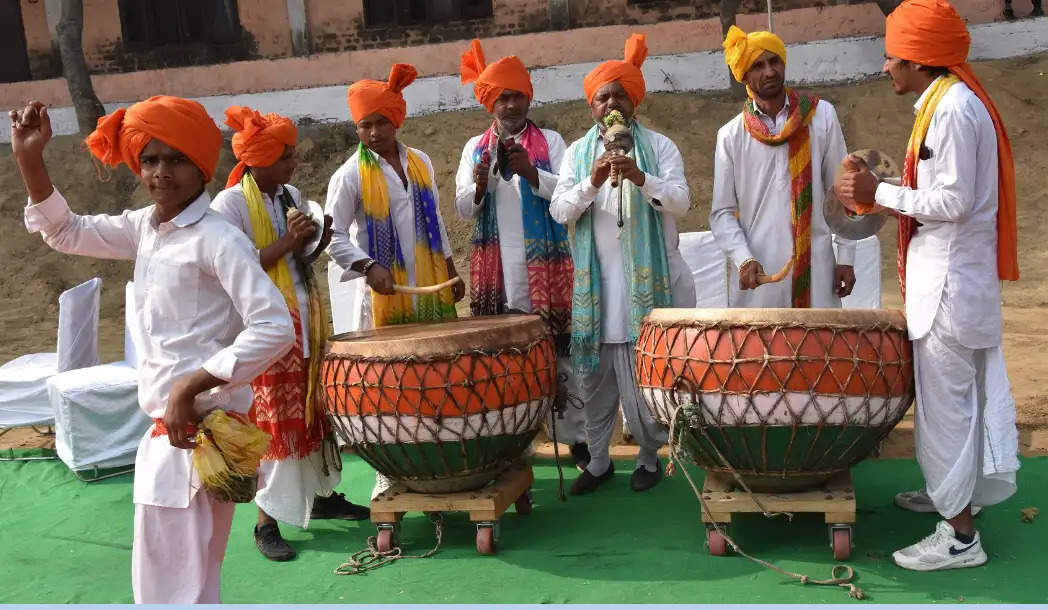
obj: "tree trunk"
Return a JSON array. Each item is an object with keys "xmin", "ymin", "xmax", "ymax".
[
  {"xmin": 719, "ymin": 0, "xmax": 747, "ymax": 100},
  {"xmin": 56, "ymin": 0, "xmax": 104, "ymax": 133},
  {"xmin": 873, "ymin": 0, "xmax": 902, "ymax": 15}
]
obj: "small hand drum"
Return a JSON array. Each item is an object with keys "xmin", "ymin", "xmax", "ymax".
[
  {"xmin": 295, "ymin": 200, "xmax": 327, "ymax": 261},
  {"xmin": 824, "ymin": 149, "xmax": 899, "ymax": 240}
]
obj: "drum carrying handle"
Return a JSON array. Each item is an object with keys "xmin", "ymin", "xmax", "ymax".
[{"xmin": 392, "ymin": 276, "xmax": 463, "ymax": 295}]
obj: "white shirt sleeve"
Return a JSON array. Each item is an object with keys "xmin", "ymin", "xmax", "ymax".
[
  {"xmin": 550, "ymin": 142, "xmax": 598, "ymax": 224},
  {"xmin": 874, "ymin": 100, "xmax": 979, "ymax": 223},
  {"xmin": 324, "ymin": 162, "xmax": 371, "ymax": 280},
  {"xmin": 24, "ymin": 187, "xmax": 139, "ymax": 261},
  {"xmin": 709, "ymin": 126, "xmax": 756, "ymax": 269},
  {"xmin": 820, "ymin": 103, "xmax": 856, "ymax": 267},
  {"xmin": 455, "ymin": 137, "xmax": 483, "ymax": 220},
  {"xmin": 640, "ymin": 132, "xmax": 690, "ymax": 218},
  {"xmin": 537, "ymin": 130, "xmax": 568, "ymax": 201},
  {"xmin": 200, "ymin": 233, "xmax": 295, "ymax": 383},
  {"xmin": 209, "ymin": 187, "xmax": 251, "ymax": 236}
]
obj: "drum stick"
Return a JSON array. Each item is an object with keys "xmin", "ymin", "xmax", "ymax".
[
  {"xmin": 756, "ymin": 258, "xmax": 792, "ymax": 285},
  {"xmin": 392, "ymin": 275, "xmax": 463, "ymax": 295}
]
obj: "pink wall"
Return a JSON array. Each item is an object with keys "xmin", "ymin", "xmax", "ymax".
[
  {"xmin": 19, "ymin": 0, "xmax": 51, "ymax": 55},
  {"xmin": 1, "ymin": 0, "xmax": 1008, "ymax": 109},
  {"xmin": 239, "ymin": 0, "xmax": 293, "ymax": 58}
]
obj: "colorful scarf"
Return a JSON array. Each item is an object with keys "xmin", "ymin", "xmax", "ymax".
[
  {"xmin": 470, "ymin": 120, "xmax": 573, "ymax": 353},
  {"xmin": 570, "ymin": 121, "xmax": 672, "ymax": 375},
  {"xmin": 897, "ymin": 75, "xmax": 959, "ymax": 301},
  {"xmin": 358, "ymin": 143, "xmax": 457, "ymax": 326},
  {"xmin": 742, "ymin": 89, "xmax": 820, "ymax": 308},
  {"xmin": 242, "ymin": 173, "xmax": 327, "ymax": 460}
]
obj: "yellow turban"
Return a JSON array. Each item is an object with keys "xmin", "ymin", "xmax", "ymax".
[{"xmin": 722, "ymin": 25, "xmax": 787, "ymax": 83}]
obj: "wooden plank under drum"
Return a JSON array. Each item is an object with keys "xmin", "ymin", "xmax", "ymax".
[
  {"xmin": 370, "ymin": 463, "xmax": 534, "ymax": 524},
  {"xmin": 699, "ymin": 470, "xmax": 857, "ymax": 525}
]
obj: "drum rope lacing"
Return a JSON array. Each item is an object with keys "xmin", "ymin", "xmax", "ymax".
[
  {"xmin": 334, "ymin": 512, "xmax": 445, "ymax": 575},
  {"xmin": 667, "ymin": 403, "xmax": 866, "ymax": 599}
]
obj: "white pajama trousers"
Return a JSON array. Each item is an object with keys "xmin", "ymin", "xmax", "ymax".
[
  {"xmin": 913, "ymin": 301, "xmax": 1019, "ymax": 519},
  {"xmin": 256, "ymin": 448, "xmax": 340, "ymax": 528},
  {"xmin": 580, "ymin": 342, "xmax": 666, "ymax": 474},
  {"xmin": 132, "ymin": 490, "xmax": 235, "ymax": 604}
]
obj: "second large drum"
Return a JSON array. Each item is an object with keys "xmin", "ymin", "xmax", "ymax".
[{"xmin": 321, "ymin": 315, "xmax": 556, "ymax": 493}]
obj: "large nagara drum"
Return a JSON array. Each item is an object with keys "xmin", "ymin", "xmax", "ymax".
[
  {"xmin": 636, "ymin": 308, "xmax": 914, "ymax": 492},
  {"xmin": 321, "ymin": 315, "xmax": 556, "ymax": 493}
]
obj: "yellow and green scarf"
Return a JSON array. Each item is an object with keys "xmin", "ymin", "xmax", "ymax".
[
  {"xmin": 242, "ymin": 172, "xmax": 327, "ymax": 460},
  {"xmin": 358, "ymin": 143, "xmax": 456, "ymax": 326},
  {"xmin": 743, "ymin": 89, "xmax": 820, "ymax": 308}
]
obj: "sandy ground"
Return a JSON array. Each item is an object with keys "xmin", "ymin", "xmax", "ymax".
[{"xmin": 2, "ymin": 53, "xmax": 1047, "ymax": 452}]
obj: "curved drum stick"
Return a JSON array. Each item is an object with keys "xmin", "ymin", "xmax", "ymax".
[
  {"xmin": 756, "ymin": 259, "xmax": 793, "ymax": 285},
  {"xmin": 392, "ymin": 275, "xmax": 463, "ymax": 295}
]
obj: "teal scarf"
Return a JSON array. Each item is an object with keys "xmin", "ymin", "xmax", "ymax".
[{"xmin": 570, "ymin": 121, "xmax": 672, "ymax": 375}]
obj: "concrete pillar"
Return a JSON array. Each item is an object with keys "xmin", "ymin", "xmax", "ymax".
[
  {"xmin": 549, "ymin": 0, "xmax": 570, "ymax": 30},
  {"xmin": 286, "ymin": 0, "xmax": 310, "ymax": 56}
]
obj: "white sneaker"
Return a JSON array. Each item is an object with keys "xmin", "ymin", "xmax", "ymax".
[
  {"xmin": 892, "ymin": 521, "xmax": 988, "ymax": 571},
  {"xmin": 894, "ymin": 489, "xmax": 982, "ymax": 516}
]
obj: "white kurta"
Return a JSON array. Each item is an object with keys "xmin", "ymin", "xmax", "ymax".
[
  {"xmin": 211, "ymin": 183, "xmax": 339, "ymax": 528},
  {"xmin": 453, "ymin": 126, "xmax": 584, "ymax": 444},
  {"xmin": 550, "ymin": 125, "xmax": 696, "ymax": 343},
  {"xmin": 710, "ymin": 99, "xmax": 855, "ymax": 307},
  {"xmin": 25, "ymin": 188, "xmax": 295, "ymax": 603},
  {"xmin": 453, "ymin": 126, "xmax": 567, "ymax": 312},
  {"xmin": 875, "ymin": 78, "xmax": 1019, "ymax": 515}
]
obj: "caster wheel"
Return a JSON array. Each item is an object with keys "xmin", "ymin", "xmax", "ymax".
[
  {"xmin": 376, "ymin": 528, "xmax": 397, "ymax": 553},
  {"xmin": 832, "ymin": 528, "xmax": 851, "ymax": 561},
  {"xmin": 476, "ymin": 526, "xmax": 498, "ymax": 555},
  {"xmin": 707, "ymin": 526, "xmax": 728, "ymax": 556},
  {"xmin": 515, "ymin": 490, "xmax": 533, "ymax": 515}
]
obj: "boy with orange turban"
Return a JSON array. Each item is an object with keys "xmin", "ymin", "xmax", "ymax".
[
  {"xmin": 453, "ymin": 39, "xmax": 589, "ymax": 471},
  {"xmin": 10, "ymin": 97, "xmax": 294, "ymax": 602},
  {"xmin": 550, "ymin": 33, "xmax": 696, "ymax": 495},
  {"xmin": 837, "ymin": 0, "xmax": 1020, "ymax": 572},
  {"xmin": 710, "ymin": 25, "xmax": 856, "ymax": 309},
  {"xmin": 324, "ymin": 64, "xmax": 465, "ymax": 496},
  {"xmin": 212, "ymin": 106, "xmax": 369, "ymax": 562}
]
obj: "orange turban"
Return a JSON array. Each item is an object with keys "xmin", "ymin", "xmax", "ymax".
[
  {"xmin": 886, "ymin": 0, "xmax": 1018, "ymax": 281},
  {"xmin": 223, "ymin": 106, "xmax": 298, "ymax": 188},
  {"xmin": 460, "ymin": 39, "xmax": 534, "ymax": 112},
  {"xmin": 583, "ymin": 33, "xmax": 648, "ymax": 107},
  {"xmin": 85, "ymin": 95, "xmax": 222, "ymax": 182},
  {"xmin": 347, "ymin": 64, "xmax": 417, "ymax": 128}
]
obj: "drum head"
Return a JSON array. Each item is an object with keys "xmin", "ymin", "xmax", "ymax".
[
  {"xmin": 645, "ymin": 307, "xmax": 908, "ymax": 330},
  {"xmin": 326, "ymin": 314, "xmax": 550, "ymax": 359},
  {"xmin": 824, "ymin": 149, "xmax": 898, "ymax": 240},
  {"xmin": 300, "ymin": 200, "xmax": 326, "ymax": 260}
]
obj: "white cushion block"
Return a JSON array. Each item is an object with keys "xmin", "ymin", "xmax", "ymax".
[
  {"xmin": 48, "ymin": 363, "xmax": 149, "ymax": 472},
  {"xmin": 679, "ymin": 231, "xmax": 729, "ymax": 308},
  {"xmin": 0, "ymin": 354, "xmax": 58, "ymax": 427},
  {"xmin": 837, "ymin": 235, "xmax": 882, "ymax": 309}
]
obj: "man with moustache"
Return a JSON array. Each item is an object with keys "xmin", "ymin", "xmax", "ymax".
[
  {"xmin": 710, "ymin": 26, "xmax": 856, "ymax": 308},
  {"xmin": 550, "ymin": 33, "xmax": 695, "ymax": 495}
]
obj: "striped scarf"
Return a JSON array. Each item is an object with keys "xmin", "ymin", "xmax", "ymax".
[
  {"xmin": 570, "ymin": 121, "xmax": 672, "ymax": 375},
  {"xmin": 469, "ymin": 120, "xmax": 573, "ymax": 354},
  {"xmin": 241, "ymin": 173, "xmax": 326, "ymax": 460},
  {"xmin": 358, "ymin": 142, "xmax": 457, "ymax": 326},
  {"xmin": 897, "ymin": 75, "xmax": 960, "ymax": 301},
  {"xmin": 742, "ymin": 89, "xmax": 820, "ymax": 308}
]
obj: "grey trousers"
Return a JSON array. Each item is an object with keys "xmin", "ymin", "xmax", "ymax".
[
  {"xmin": 579, "ymin": 342, "xmax": 666, "ymax": 474},
  {"xmin": 543, "ymin": 356, "xmax": 587, "ymax": 445}
]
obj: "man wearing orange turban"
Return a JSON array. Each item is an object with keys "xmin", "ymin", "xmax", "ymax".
[
  {"xmin": 711, "ymin": 25, "xmax": 856, "ymax": 311},
  {"xmin": 551, "ymin": 33, "xmax": 696, "ymax": 495},
  {"xmin": 454, "ymin": 39, "xmax": 588, "ymax": 470},
  {"xmin": 837, "ymin": 0, "xmax": 1020, "ymax": 572},
  {"xmin": 325, "ymin": 64, "xmax": 465, "ymax": 497},
  {"xmin": 212, "ymin": 106, "xmax": 369, "ymax": 562},
  {"xmin": 11, "ymin": 97, "xmax": 295, "ymax": 602}
]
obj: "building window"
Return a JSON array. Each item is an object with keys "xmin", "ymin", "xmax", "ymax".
[
  {"xmin": 118, "ymin": 0, "xmax": 242, "ymax": 49},
  {"xmin": 363, "ymin": 0, "xmax": 494, "ymax": 27}
]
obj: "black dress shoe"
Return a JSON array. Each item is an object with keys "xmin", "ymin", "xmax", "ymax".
[
  {"xmin": 254, "ymin": 522, "xmax": 297, "ymax": 561},
  {"xmin": 310, "ymin": 492, "xmax": 370, "ymax": 520},
  {"xmin": 630, "ymin": 461, "xmax": 663, "ymax": 492},
  {"xmin": 570, "ymin": 462, "xmax": 614, "ymax": 495},
  {"xmin": 570, "ymin": 442, "xmax": 591, "ymax": 472}
]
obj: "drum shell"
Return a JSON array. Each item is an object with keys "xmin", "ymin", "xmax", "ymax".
[
  {"xmin": 321, "ymin": 315, "xmax": 556, "ymax": 493},
  {"xmin": 636, "ymin": 308, "xmax": 915, "ymax": 492}
]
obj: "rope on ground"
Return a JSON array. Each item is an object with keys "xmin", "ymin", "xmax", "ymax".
[
  {"xmin": 334, "ymin": 512, "xmax": 444, "ymax": 575},
  {"xmin": 667, "ymin": 403, "xmax": 866, "ymax": 600}
]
